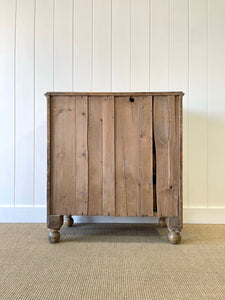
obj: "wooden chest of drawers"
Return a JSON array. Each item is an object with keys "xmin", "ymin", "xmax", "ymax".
[{"xmin": 45, "ymin": 92, "xmax": 183, "ymax": 244}]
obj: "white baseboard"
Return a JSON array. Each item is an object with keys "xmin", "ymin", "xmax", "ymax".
[
  {"xmin": 0, "ymin": 207, "xmax": 224, "ymax": 224},
  {"xmin": 0, "ymin": 207, "xmax": 47, "ymax": 223},
  {"xmin": 183, "ymin": 208, "xmax": 225, "ymax": 224}
]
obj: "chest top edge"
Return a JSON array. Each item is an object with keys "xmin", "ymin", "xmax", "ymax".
[{"xmin": 45, "ymin": 91, "xmax": 184, "ymax": 98}]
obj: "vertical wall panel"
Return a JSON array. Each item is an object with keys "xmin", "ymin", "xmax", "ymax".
[
  {"xmin": 112, "ymin": 0, "xmax": 130, "ymax": 91},
  {"xmin": 54, "ymin": 0, "xmax": 73, "ymax": 91},
  {"xmin": 208, "ymin": 0, "xmax": 225, "ymax": 207},
  {"xmin": 188, "ymin": 0, "xmax": 208, "ymax": 207},
  {"xmin": 93, "ymin": 0, "xmax": 111, "ymax": 91},
  {"xmin": 150, "ymin": 0, "xmax": 170, "ymax": 91},
  {"xmin": 170, "ymin": 0, "xmax": 188, "ymax": 207},
  {"xmin": 130, "ymin": 0, "xmax": 149, "ymax": 91},
  {"xmin": 34, "ymin": 0, "xmax": 53, "ymax": 206},
  {"xmin": 15, "ymin": 0, "xmax": 35, "ymax": 206},
  {"xmin": 74, "ymin": 0, "xmax": 92, "ymax": 91},
  {"xmin": 0, "ymin": 0, "xmax": 16, "ymax": 206},
  {"xmin": 1, "ymin": 0, "xmax": 225, "ymax": 221}
]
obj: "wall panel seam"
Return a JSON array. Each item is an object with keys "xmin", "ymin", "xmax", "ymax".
[
  {"xmin": 187, "ymin": 0, "xmax": 190, "ymax": 208},
  {"xmin": 168, "ymin": 0, "xmax": 171, "ymax": 90},
  {"xmin": 206, "ymin": 0, "xmax": 209, "ymax": 208},
  {"xmin": 53, "ymin": 0, "xmax": 55, "ymax": 91},
  {"xmin": 91, "ymin": 0, "xmax": 94, "ymax": 91},
  {"xmin": 72, "ymin": 0, "xmax": 74, "ymax": 91},
  {"xmin": 33, "ymin": 0, "xmax": 36, "ymax": 207},
  {"xmin": 149, "ymin": 0, "xmax": 152, "ymax": 91},
  {"xmin": 110, "ymin": 0, "xmax": 112, "ymax": 92},
  {"xmin": 14, "ymin": 0, "xmax": 18, "ymax": 208},
  {"xmin": 130, "ymin": 0, "xmax": 132, "ymax": 92}
]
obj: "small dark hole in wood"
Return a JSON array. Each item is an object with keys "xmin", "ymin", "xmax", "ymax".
[
  {"xmin": 130, "ymin": 97, "xmax": 134, "ymax": 103},
  {"xmin": 170, "ymin": 185, "xmax": 173, "ymax": 189}
]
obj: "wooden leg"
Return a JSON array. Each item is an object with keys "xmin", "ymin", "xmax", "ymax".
[
  {"xmin": 167, "ymin": 216, "xmax": 182, "ymax": 244},
  {"xmin": 168, "ymin": 229, "xmax": 181, "ymax": 244},
  {"xmin": 47, "ymin": 215, "xmax": 63, "ymax": 243},
  {"xmin": 64, "ymin": 215, "xmax": 74, "ymax": 227},
  {"xmin": 49, "ymin": 229, "xmax": 60, "ymax": 243},
  {"xmin": 158, "ymin": 217, "xmax": 167, "ymax": 228}
]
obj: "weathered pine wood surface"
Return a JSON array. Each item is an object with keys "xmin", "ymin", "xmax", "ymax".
[{"xmin": 47, "ymin": 92, "xmax": 182, "ymax": 219}]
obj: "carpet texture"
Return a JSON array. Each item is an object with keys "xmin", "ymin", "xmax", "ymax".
[{"xmin": 0, "ymin": 223, "xmax": 225, "ymax": 300}]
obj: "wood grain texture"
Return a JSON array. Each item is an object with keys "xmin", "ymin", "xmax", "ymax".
[
  {"xmin": 88, "ymin": 96, "xmax": 103, "ymax": 215},
  {"xmin": 178, "ymin": 95, "xmax": 183, "ymax": 226},
  {"xmin": 50, "ymin": 96, "xmax": 76, "ymax": 215},
  {"xmin": 154, "ymin": 96, "xmax": 179, "ymax": 217},
  {"xmin": 139, "ymin": 96, "xmax": 153, "ymax": 216},
  {"xmin": 47, "ymin": 96, "xmax": 51, "ymax": 219},
  {"xmin": 167, "ymin": 95, "xmax": 183, "ymax": 231},
  {"xmin": 115, "ymin": 97, "xmax": 140, "ymax": 216},
  {"xmin": 47, "ymin": 93, "xmax": 182, "ymax": 222},
  {"xmin": 75, "ymin": 96, "xmax": 88, "ymax": 215},
  {"xmin": 102, "ymin": 96, "xmax": 115, "ymax": 216}
]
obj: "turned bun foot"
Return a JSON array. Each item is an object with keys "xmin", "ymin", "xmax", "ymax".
[
  {"xmin": 64, "ymin": 215, "xmax": 74, "ymax": 227},
  {"xmin": 49, "ymin": 229, "xmax": 60, "ymax": 243},
  {"xmin": 158, "ymin": 217, "xmax": 167, "ymax": 228},
  {"xmin": 168, "ymin": 230, "xmax": 181, "ymax": 244}
]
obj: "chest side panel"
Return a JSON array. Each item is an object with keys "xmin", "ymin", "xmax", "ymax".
[{"xmin": 153, "ymin": 96, "xmax": 180, "ymax": 217}]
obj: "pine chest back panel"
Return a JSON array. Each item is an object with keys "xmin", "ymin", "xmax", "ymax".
[{"xmin": 46, "ymin": 92, "xmax": 183, "ymax": 244}]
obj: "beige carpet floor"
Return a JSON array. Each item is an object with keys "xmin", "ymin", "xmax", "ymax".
[{"xmin": 0, "ymin": 223, "xmax": 225, "ymax": 300}]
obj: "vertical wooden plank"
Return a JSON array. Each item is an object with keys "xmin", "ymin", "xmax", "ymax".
[
  {"xmin": 208, "ymin": 0, "xmax": 225, "ymax": 207},
  {"xmin": 112, "ymin": 0, "xmax": 130, "ymax": 91},
  {"xmin": 177, "ymin": 95, "xmax": 183, "ymax": 226},
  {"xmin": 102, "ymin": 96, "xmax": 115, "ymax": 216},
  {"xmin": 115, "ymin": 97, "xmax": 139, "ymax": 216},
  {"xmin": 74, "ymin": 0, "xmax": 92, "ymax": 91},
  {"xmin": 150, "ymin": 0, "xmax": 170, "ymax": 91},
  {"xmin": 170, "ymin": 0, "xmax": 188, "ymax": 208},
  {"xmin": 75, "ymin": 96, "xmax": 88, "ymax": 215},
  {"xmin": 154, "ymin": 96, "xmax": 178, "ymax": 217},
  {"xmin": 15, "ymin": 0, "xmax": 35, "ymax": 206},
  {"xmin": 0, "ymin": 0, "xmax": 16, "ymax": 206},
  {"xmin": 54, "ymin": 0, "xmax": 73, "ymax": 91},
  {"xmin": 47, "ymin": 96, "xmax": 51, "ymax": 219},
  {"xmin": 131, "ymin": 0, "xmax": 149, "ymax": 91},
  {"xmin": 93, "ymin": 0, "xmax": 111, "ymax": 91},
  {"xmin": 51, "ymin": 96, "xmax": 76, "ymax": 215},
  {"xmin": 88, "ymin": 96, "xmax": 103, "ymax": 215},
  {"xmin": 115, "ymin": 98, "xmax": 126, "ymax": 216},
  {"xmin": 35, "ymin": 0, "xmax": 53, "ymax": 206},
  {"xmin": 139, "ymin": 96, "xmax": 153, "ymax": 216},
  {"xmin": 189, "ymin": 0, "xmax": 208, "ymax": 207}
]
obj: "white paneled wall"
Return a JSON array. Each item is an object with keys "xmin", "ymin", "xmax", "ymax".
[{"xmin": 0, "ymin": 0, "xmax": 225, "ymax": 223}]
